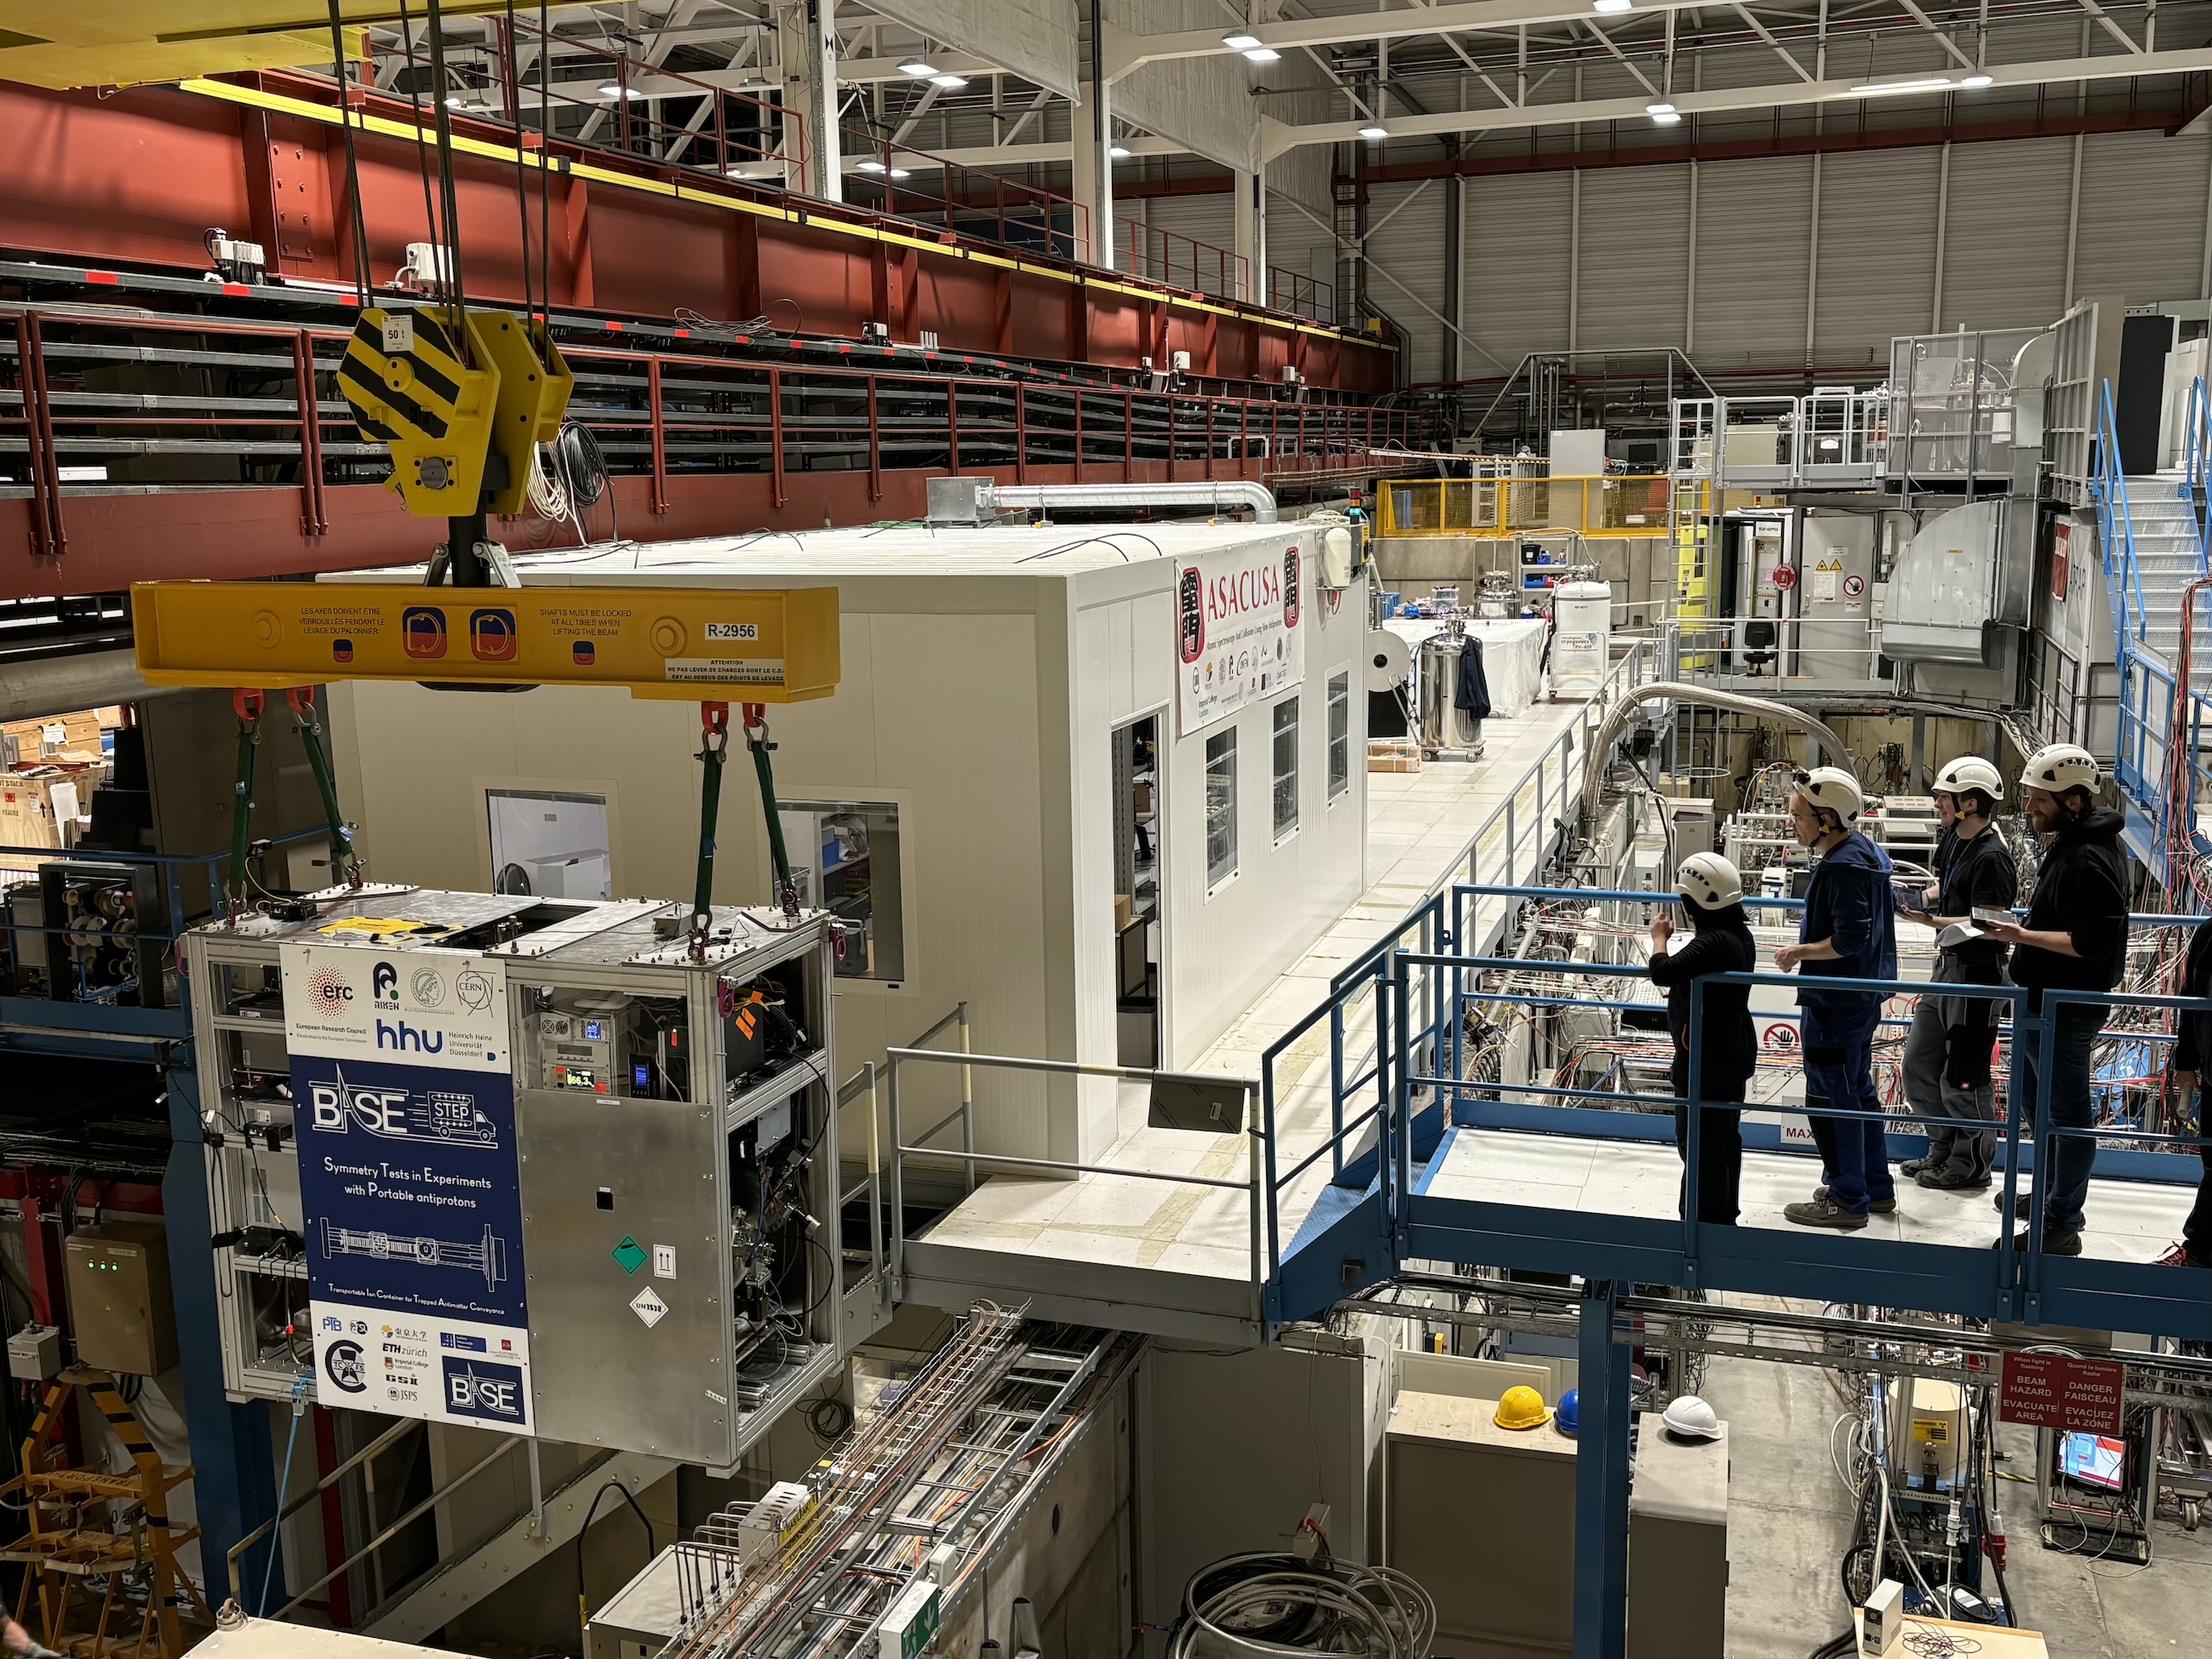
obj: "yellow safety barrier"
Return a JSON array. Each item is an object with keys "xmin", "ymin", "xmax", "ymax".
[
  {"xmin": 1375, "ymin": 475, "xmax": 1673, "ymax": 539},
  {"xmin": 131, "ymin": 582, "xmax": 840, "ymax": 702}
]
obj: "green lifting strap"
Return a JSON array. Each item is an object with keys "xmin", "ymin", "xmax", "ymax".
[
  {"xmin": 744, "ymin": 705, "xmax": 797, "ymax": 916},
  {"xmin": 286, "ymin": 689, "xmax": 363, "ymax": 888},
  {"xmin": 691, "ymin": 703, "xmax": 731, "ymax": 958},
  {"xmin": 227, "ymin": 689, "xmax": 263, "ymax": 921}
]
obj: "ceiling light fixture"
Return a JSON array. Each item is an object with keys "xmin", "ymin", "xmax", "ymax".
[
  {"xmin": 1242, "ymin": 46, "xmax": 1281, "ymax": 63},
  {"xmin": 1848, "ymin": 77, "xmax": 1954, "ymax": 95},
  {"xmin": 897, "ymin": 55, "xmax": 935, "ymax": 77},
  {"xmin": 931, "ymin": 72, "xmax": 968, "ymax": 89},
  {"xmin": 889, "ymin": 168, "xmax": 912, "ymax": 180},
  {"xmin": 1592, "ymin": 0, "xmax": 1633, "ymax": 14},
  {"xmin": 1651, "ymin": 109, "xmax": 1682, "ymax": 124},
  {"xmin": 1961, "ymin": 72, "xmax": 1994, "ymax": 88},
  {"xmin": 1645, "ymin": 100, "xmax": 1675, "ymax": 115},
  {"xmin": 856, "ymin": 159, "xmax": 887, "ymax": 173},
  {"xmin": 1109, "ymin": 143, "xmax": 1132, "ymax": 158},
  {"xmin": 598, "ymin": 83, "xmax": 645, "ymax": 100},
  {"xmin": 1358, "ymin": 124, "xmax": 1389, "ymax": 140},
  {"xmin": 1222, "ymin": 32, "xmax": 1261, "ymax": 50}
]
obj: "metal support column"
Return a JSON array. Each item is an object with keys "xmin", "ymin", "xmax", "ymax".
[
  {"xmin": 164, "ymin": 1055, "xmax": 281, "ymax": 1599},
  {"xmin": 1572, "ymin": 1277, "xmax": 1630, "ymax": 1659}
]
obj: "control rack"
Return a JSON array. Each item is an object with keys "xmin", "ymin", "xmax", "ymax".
[{"xmin": 184, "ymin": 886, "xmax": 842, "ymax": 1473}]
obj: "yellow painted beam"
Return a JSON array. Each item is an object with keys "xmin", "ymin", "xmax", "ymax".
[
  {"xmin": 172, "ymin": 76, "xmax": 1388, "ymax": 349},
  {"xmin": 132, "ymin": 582, "xmax": 841, "ymax": 702}
]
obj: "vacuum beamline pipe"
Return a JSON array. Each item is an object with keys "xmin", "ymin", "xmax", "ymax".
[
  {"xmin": 982, "ymin": 480, "xmax": 1278, "ymax": 522},
  {"xmin": 0, "ymin": 649, "xmax": 175, "ymax": 724},
  {"xmin": 1578, "ymin": 682, "xmax": 1851, "ymax": 830}
]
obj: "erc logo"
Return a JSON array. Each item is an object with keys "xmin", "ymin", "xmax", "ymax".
[{"xmin": 309, "ymin": 968, "xmax": 352, "ymax": 1009}]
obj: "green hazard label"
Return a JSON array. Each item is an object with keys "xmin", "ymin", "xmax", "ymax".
[{"xmin": 611, "ymin": 1236, "xmax": 648, "ymax": 1275}]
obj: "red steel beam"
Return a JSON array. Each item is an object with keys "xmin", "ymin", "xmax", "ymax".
[
  {"xmin": 0, "ymin": 461, "xmax": 1300, "ymax": 600},
  {"xmin": 0, "ymin": 77, "xmax": 1393, "ymax": 396}
]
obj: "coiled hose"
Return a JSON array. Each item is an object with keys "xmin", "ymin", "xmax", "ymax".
[{"xmin": 1168, "ymin": 1552, "xmax": 1436, "ymax": 1659}]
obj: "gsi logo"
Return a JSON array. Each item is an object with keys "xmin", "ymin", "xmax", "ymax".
[{"xmin": 442, "ymin": 1357, "xmax": 526, "ymax": 1424}]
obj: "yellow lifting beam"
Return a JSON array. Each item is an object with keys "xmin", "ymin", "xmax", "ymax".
[{"xmin": 130, "ymin": 581, "xmax": 841, "ymax": 702}]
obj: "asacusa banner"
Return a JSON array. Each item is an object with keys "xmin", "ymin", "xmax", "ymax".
[{"xmin": 1174, "ymin": 537, "xmax": 1306, "ymax": 735}]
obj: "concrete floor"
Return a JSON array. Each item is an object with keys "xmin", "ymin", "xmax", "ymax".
[{"xmin": 1708, "ymin": 1311, "xmax": 2212, "ymax": 1657}]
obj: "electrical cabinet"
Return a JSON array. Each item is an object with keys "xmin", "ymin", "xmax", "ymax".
[
  {"xmin": 64, "ymin": 1222, "xmax": 178, "ymax": 1376},
  {"xmin": 184, "ymin": 887, "xmax": 843, "ymax": 1473}
]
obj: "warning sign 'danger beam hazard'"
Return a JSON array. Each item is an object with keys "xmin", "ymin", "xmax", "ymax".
[
  {"xmin": 1997, "ymin": 1351, "xmax": 2127, "ymax": 1436},
  {"xmin": 130, "ymin": 582, "xmax": 840, "ymax": 702}
]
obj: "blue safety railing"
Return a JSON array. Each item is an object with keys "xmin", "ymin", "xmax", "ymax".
[
  {"xmin": 2100, "ymin": 375, "xmax": 2212, "ymax": 884},
  {"xmin": 1258, "ymin": 881, "xmax": 2212, "ymax": 1341},
  {"xmin": 1255, "ymin": 638, "xmax": 1660, "ymax": 1279}
]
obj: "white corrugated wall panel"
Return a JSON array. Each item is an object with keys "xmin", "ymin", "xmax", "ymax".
[
  {"xmin": 1365, "ymin": 180, "xmax": 1449, "ymax": 384},
  {"xmin": 1577, "ymin": 166, "xmax": 1690, "ymax": 352},
  {"xmin": 1940, "ymin": 137, "xmax": 2073, "ymax": 330},
  {"xmin": 1692, "ymin": 156, "xmax": 1814, "ymax": 366},
  {"xmin": 1465, "ymin": 171, "xmax": 1572, "ymax": 359},
  {"xmin": 1263, "ymin": 192, "xmax": 1336, "ymax": 316},
  {"xmin": 2072, "ymin": 129, "xmax": 2212, "ymax": 306},
  {"xmin": 1814, "ymin": 147, "xmax": 1943, "ymax": 369}
]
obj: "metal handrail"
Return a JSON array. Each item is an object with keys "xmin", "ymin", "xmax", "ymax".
[
  {"xmin": 884, "ymin": 1044, "xmax": 1267, "ymax": 1328},
  {"xmin": 223, "ymin": 1415, "xmax": 421, "ymax": 1602}
]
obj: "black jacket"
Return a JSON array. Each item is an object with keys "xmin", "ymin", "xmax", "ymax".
[
  {"xmin": 2171, "ymin": 917, "xmax": 2212, "ymax": 1074},
  {"xmin": 1455, "ymin": 637, "xmax": 1492, "ymax": 718},
  {"xmin": 1649, "ymin": 905, "xmax": 1759, "ymax": 1096},
  {"xmin": 1934, "ymin": 822, "xmax": 2018, "ymax": 984},
  {"xmin": 2008, "ymin": 807, "xmax": 2129, "ymax": 1000}
]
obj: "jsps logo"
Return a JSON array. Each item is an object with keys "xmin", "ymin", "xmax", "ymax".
[
  {"xmin": 373, "ymin": 962, "xmax": 399, "ymax": 1009},
  {"xmin": 442, "ymin": 1357, "xmax": 525, "ymax": 1424},
  {"xmin": 309, "ymin": 968, "xmax": 352, "ymax": 1010}
]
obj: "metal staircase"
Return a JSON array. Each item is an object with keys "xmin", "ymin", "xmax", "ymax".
[{"xmin": 2100, "ymin": 377, "xmax": 2212, "ymax": 883}]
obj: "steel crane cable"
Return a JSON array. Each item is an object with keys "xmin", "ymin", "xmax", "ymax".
[
  {"xmin": 323, "ymin": 0, "xmax": 373, "ymax": 305},
  {"xmin": 393, "ymin": 0, "xmax": 455, "ymax": 313},
  {"xmin": 502, "ymin": 0, "xmax": 534, "ymax": 329},
  {"xmin": 420, "ymin": 0, "xmax": 474, "ymax": 351}
]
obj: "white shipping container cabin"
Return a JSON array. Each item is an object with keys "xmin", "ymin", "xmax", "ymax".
[{"xmin": 329, "ymin": 523, "xmax": 1370, "ymax": 1173}]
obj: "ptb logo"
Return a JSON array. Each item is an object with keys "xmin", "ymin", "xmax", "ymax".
[
  {"xmin": 443, "ymin": 1357, "xmax": 526, "ymax": 1424},
  {"xmin": 402, "ymin": 606, "xmax": 449, "ymax": 660},
  {"xmin": 469, "ymin": 608, "xmax": 519, "ymax": 662}
]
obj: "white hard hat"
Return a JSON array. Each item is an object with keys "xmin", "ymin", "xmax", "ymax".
[
  {"xmin": 1662, "ymin": 1394, "xmax": 1724, "ymax": 1442},
  {"xmin": 1791, "ymin": 765, "xmax": 1864, "ymax": 824},
  {"xmin": 2020, "ymin": 742, "xmax": 2100, "ymax": 798},
  {"xmin": 1675, "ymin": 851, "xmax": 1744, "ymax": 911},
  {"xmin": 1932, "ymin": 756, "xmax": 2004, "ymax": 803}
]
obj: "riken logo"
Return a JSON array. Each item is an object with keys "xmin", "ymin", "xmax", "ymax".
[
  {"xmin": 442, "ymin": 1357, "xmax": 525, "ymax": 1424},
  {"xmin": 373, "ymin": 962, "xmax": 400, "ymax": 1008},
  {"xmin": 376, "ymin": 1019, "xmax": 444, "ymax": 1055}
]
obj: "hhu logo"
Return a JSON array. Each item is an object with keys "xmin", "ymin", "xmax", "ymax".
[{"xmin": 377, "ymin": 1019, "xmax": 444, "ymax": 1055}]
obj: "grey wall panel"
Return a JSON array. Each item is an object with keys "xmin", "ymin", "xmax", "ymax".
[
  {"xmin": 1465, "ymin": 171, "xmax": 1573, "ymax": 363},
  {"xmin": 1939, "ymin": 136, "xmax": 2073, "ymax": 330},
  {"xmin": 870, "ymin": 0, "xmax": 1078, "ymax": 101},
  {"xmin": 2073, "ymin": 129, "xmax": 2212, "ymax": 306},
  {"xmin": 1364, "ymin": 181, "xmax": 1449, "ymax": 384},
  {"xmin": 1107, "ymin": 0, "xmax": 1259, "ymax": 171},
  {"xmin": 1813, "ymin": 146, "xmax": 1943, "ymax": 368},
  {"xmin": 1692, "ymin": 156, "xmax": 1814, "ymax": 365},
  {"xmin": 1577, "ymin": 166, "xmax": 1690, "ymax": 353}
]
